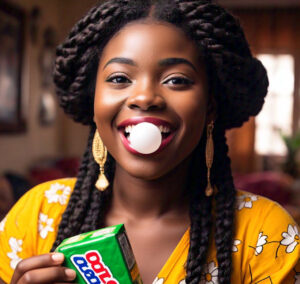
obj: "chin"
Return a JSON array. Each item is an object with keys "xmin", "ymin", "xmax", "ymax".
[
  {"xmin": 126, "ymin": 165, "xmax": 169, "ymax": 181},
  {"xmin": 117, "ymin": 157, "xmax": 187, "ymax": 182}
]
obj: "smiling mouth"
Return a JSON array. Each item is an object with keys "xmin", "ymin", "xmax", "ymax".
[
  {"xmin": 117, "ymin": 117, "xmax": 177, "ymax": 155},
  {"xmin": 122, "ymin": 124, "xmax": 172, "ymax": 140}
]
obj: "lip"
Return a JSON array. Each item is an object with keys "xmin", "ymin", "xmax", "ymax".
[
  {"xmin": 117, "ymin": 116, "xmax": 177, "ymax": 156},
  {"xmin": 117, "ymin": 117, "xmax": 175, "ymax": 130}
]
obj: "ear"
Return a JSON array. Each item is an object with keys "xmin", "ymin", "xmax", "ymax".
[{"xmin": 206, "ymin": 94, "xmax": 217, "ymax": 124}]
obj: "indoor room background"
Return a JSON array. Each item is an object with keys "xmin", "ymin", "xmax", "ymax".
[{"xmin": 0, "ymin": 0, "xmax": 299, "ymax": 223}]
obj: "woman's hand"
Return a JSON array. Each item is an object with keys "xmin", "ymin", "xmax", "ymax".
[{"xmin": 10, "ymin": 253, "xmax": 76, "ymax": 284}]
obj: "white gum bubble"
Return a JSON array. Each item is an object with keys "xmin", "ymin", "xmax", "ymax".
[{"xmin": 129, "ymin": 122, "xmax": 162, "ymax": 154}]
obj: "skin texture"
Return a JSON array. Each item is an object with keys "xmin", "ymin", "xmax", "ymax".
[
  {"xmin": 94, "ymin": 21, "xmax": 212, "ymax": 284},
  {"xmin": 7, "ymin": 21, "xmax": 214, "ymax": 284},
  {"xmin": 9, "ymin": 253, "xmax": 76, "ymax": 284}
]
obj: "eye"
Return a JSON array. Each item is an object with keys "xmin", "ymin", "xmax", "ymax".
[
  {"xmin": 106, "ymin": 74, "xmax": 131, "ymax": 84},
  {"xmin": 162, "ymin": 76, "xmax": 194, "ymax": 86}
]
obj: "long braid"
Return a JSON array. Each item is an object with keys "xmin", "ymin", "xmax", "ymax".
[
  {"xmin": 186, "ymin": 196, "xmax": 213, "ymax": 284},
  {"xmin": 185, "ymin": 130, "xmax": 213, "ymax": 284},
  {"xmin": 212, "ymin": 123, "xmax": 236, "ymax": 283},
  {"xmin": 80, "ymin": 152, "xmax": 115, "ymax": 233},
  {"xmin": 52, "ymin": 125, "xmax": 115, "ymax": 250},
  {"xmin": 51, "ymin": 126, "xmax": 95, "ymax": 250},
  {"xmin": 186, "ymin": 121, "xmax": 236, "ymax": 284}
]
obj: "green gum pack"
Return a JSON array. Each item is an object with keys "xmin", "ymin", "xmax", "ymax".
[{"xmin": 56, "ymin": 224, "xmax": 143, "ymax": 284}]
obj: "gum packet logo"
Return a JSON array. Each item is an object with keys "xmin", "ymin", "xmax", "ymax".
[{"xmin": 71, "ymin": 250, "xmax": 119, "ymax": 284}]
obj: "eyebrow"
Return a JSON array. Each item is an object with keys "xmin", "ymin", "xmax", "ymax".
[
  {"xmin": 103, "ymin": 57, "xmax": 197, "ymax": 72},
  {"xmin": 158, "ymin": 58, "xmax": 197, "ymax": 72},
  {"xmin": 103, "ymin": 57, "xmax": 136, "ymax": 70}
]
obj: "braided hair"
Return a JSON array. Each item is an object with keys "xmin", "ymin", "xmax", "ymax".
[{"xmin": 52, "ymin": 1, "xmax": 268, "ymax": 283}]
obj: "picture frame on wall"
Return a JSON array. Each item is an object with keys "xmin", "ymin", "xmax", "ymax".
[{"xmin": 0, "ymin": 2, "xmax": 25, "ymax": 134}]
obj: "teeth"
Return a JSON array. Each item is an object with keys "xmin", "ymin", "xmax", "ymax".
[
  {"xmin": 124, "ymin": 124, "xmax": 170, "ymax": 134},
  {"xmin": 125, "ymin": 125, "xmax": 133, "ymax": 133},
  {"xmin": 161, "ymin": 126, "xmax": 170, "ymax": 133}
]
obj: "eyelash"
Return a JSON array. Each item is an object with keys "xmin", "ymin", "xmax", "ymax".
[
  {"xmin": 105, "ymin": 75, "xmax": 194, "ymax": 86},
  {"xmin": 162, "ymin": 77, "xmax": 194, "ymax": 86},
  {"xmin": 106, "ymin": 75, "xmax": 131, "ymax": 84}
]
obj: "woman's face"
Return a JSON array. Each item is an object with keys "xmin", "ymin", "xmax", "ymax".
[{"xmin": 94, "ymin": 21, "xmax": 209, "ymax": 180}]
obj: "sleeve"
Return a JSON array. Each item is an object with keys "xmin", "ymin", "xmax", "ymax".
[
  {"xmin": 0, "ymin": 178, "xmax": 75, "ymax": 284},
  {"xmin": 244, "ymin": 200, "xmax": 300, "ymax": 283}
]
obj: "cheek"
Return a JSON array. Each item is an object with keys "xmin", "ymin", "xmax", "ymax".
[
  {"xmin": 93, "ymin": 92, "xmax": 118, "ymax": 151},
  {"xmin": 174, "ymin": 89, "xmax": 207, "ymax": 147},
  {"xmin": 173, "ymin": 89, "xmax": 207, "ymax": 128},
  {"xmin": 185, "ymin": 105, "xmax": 206, "ymax": 148},
  {"xmin": 94, "ymin": 86, "xmax": 123, "ymax": 128}
]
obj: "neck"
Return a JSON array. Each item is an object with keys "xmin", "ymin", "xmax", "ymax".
[{"xmin": 110, "ymin": 158, "xmax": 192, "ymax": 222}]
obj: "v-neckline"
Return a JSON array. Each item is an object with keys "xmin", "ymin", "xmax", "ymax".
[{"xmin": 153, "ymin": 227, "xmax": 190, "ymax": 282}]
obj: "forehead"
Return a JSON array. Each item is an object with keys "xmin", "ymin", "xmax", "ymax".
[{"xmin": 99, "ymin": 21, "xmax": 201, "ymax": 65}]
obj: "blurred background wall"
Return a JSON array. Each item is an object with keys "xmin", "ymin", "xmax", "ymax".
[
  {"xmin": 0, "ymin": 0, "xmax": 300, "ymax": 222},
  {"xmin": 0, "ymin": 0, "xmax": 96, "ymax": 175}
]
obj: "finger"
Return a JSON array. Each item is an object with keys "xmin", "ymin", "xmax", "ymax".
[
  {"xmin": 54, "ymin": 283, "xmax": 79, "ymax": 284},
  {"xmin": 11, "ymin": 253, "xmax": 65, "ymax": 284},
  {"xmin": 17, "ymin": 266, "xmax": 76, "ymax": 284}
]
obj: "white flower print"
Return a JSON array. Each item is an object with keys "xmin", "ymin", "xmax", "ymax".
[
  {"xmin": 7, "ymin": 237, "xmax": 23, "ymax": 269},
  {"xmin": 236, "ymin": 194, "xmax": 258, "ymax": 210},
  {"xmin": 232, "ymin": 239, "xmax": 241, "ymax": 252},
  {"xmin": 280, "ymin": 224, "xmax": 299, "ymax": 253},
  {"xmin": 0, "ymin": 216, "xmax": 7, "ymax": 231},
  {"xmin": 152, "ymin": 277, "xmax": 164, "ymax": 284},
  {"xmin": 7, "ymin": 252, "xmax": 22, "ymax": 269},
  {"xmin": 255, "ymin": 232, "xmax": 268, "ymax": 255},
  {"xmin": 9, "ymin": 237, "xmax": 22, "ymax": 252},
  {"xmin": 200, "ymin": 261, "xmax": 219, "ymax": 284},
  {"xmin": 38, "ymin": 213, "xmax": 54, "ymax": 239},
  {"xmin": 45, "ymin": 183, "xmax": 71, "ymax": 205},
  {"xmin": 179, "ymin": 280, "xmax": 186, "ymax": 284}
]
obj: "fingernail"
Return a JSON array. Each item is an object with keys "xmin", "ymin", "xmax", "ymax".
[
  {"xmin": 65, "ymin": 269, "xmax": 76, "ymax": 279},
  {"xmin": 51, "ymin": 253, "xmax": 64, "ymax": 262}
]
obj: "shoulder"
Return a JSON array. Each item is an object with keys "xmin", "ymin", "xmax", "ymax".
[
  {"xmin": 234, "ymin": 189, "xmax": 298, "ymax": 245},
  {"xmin": 33, "ymin": 177, "xmax": 77, "ymax": 206},
  {"xmin": 232, "ymin": 190, "xmax": 300, "ymax": 283},
  {"xmin": 24, "ymin": 177, "xmax": 76, "ymax": 202},
  {"xmin": 0, "ymin": 177, "xmax": 76, "ymax": 228},
  {"xmin": 0, "ymin": 178, "xmax": 76, "ymax": 283},
  {"xmin": 1, "ymin": 177, "xmax": 77, "ymax": 238},
  {"xmin": 2, "ymin": 178, "xmax": 76, "ymax": 224},
  {"xmin": 234, "ymin": 189, "xmax": 295, "ymax": 229},
  {"xmin": 0, "ymin": 177, "xmax": 77, "ymax": 237}
]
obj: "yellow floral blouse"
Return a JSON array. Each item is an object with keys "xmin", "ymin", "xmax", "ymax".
[{"xmin": 0, "ymin": 178, "xmax": 299, "ymax": 284}]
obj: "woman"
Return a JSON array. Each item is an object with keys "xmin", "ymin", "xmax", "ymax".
[{"xmin": 0, "ymin": 0, "xmax": 299, "ymax": 283}]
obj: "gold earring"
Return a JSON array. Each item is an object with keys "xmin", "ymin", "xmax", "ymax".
[
  {"xmin": 92, "ymin": 130, "xmax": 109, "ymax": 191},
  {"xmin": 205, "ymin": 121, "xmax": 216, "ymax": 197}
]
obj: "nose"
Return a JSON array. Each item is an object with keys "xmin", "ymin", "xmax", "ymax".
[{"xmin": 126, "ymin": 82, "xmax": 166, "ymax": 111}]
